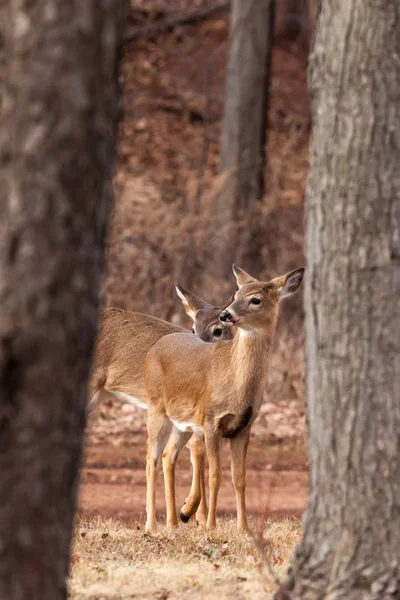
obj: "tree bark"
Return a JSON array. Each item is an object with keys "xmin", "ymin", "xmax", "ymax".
[
  {"xmin": 307, "ymin": 0, "xmax": 320, "ymax": 38},
  {"xmin": 213, "ymin": 0, "xmax": 274, "ymax": 283},
  {"xmin": 0, "ymin": 2, "xmax": 126, "ymax": 598},
  {"xmin": 276, "ymin": 1, "xmax": 400, "ymax": 599}
]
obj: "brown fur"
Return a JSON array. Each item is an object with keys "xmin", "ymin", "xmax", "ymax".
[
  {"xmin": 88, "ymin": 292, "xmax": 234, "ymax": 527},
  {"xmin": 144, "ymin": 266, "xmax": 304, "ymax": 533},
  {"xmin": 175, "ymin": 284, "xmax": 233, "ymax": 342},
  {"xmin": 90, "ymin": 308, "xmax": 185, "ymax": 405}
]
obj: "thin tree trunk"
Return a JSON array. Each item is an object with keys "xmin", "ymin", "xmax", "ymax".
[
  {"xmin": 277, "ymin": 1, "xmax": 400, "ymax": 598},
  {"xmin": 213, "ymin": 0, "xmax": 274, "ymax": 285},
  {"xmin": 0, "ymin": 2, "xmax": 126, "ymax": 598}
]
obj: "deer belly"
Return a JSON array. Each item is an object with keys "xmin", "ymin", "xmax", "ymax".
[
  {"xmin": 170, "ymin": 418, "xmax": 204, "ymax": 435},
  {"xmin": 106, "ymin": 389, "xmax": 148, "ymax": 410}
]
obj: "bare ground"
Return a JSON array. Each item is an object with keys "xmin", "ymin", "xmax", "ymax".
[
  {"xmin": 74, "ymin": 400, "xmax": 307, "ymax": 598},
  {"xmin": 79, "ymin": 436, "xmax": 307, "ymax": 522},
  {"xmin": 78, "ymin": 400, "xmax": 307, "ymax": 523}
]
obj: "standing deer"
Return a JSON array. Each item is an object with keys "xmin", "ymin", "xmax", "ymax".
[
  {"xmin": 88, "ymin": 286, "xmax": 234, "ymax": 525},
  {"xmin": 144, "ymin": 265, "xmax": 304, "ymax": 533}
]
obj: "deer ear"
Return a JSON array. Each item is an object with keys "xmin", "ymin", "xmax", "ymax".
[
  {"xmin": 175, "ymin": 284, "xmax": 209, "ymax": 321},
  {"xmin": 274, "ymin": 267, "xmax": 305, "ymax": 300},
  {"xmin": 232, "ymin": 264, "xmax": 256, "ymax": 288}
]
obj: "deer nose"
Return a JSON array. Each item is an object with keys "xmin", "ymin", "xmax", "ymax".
[{"xmin": 219, "ymin": 310, "xmax": 232, "ymax": 322}]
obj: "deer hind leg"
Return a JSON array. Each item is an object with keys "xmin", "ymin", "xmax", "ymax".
[
  {"xmin": 87, "ymin": 387, "xmax": 109, "ymax": 415},
  {"xmin": 229, "ymin": 427, "xmax": 251, "ymax": 533},
  {"xmin": 205, "ymin": 429, "xmax": 222, "ymax": 529},
  {"xmin": 87, "ymin": 368, "xmax": 108, "ymax": 415},
  {"xmin": 162, "ymin": 428, "xmax": 191, "ymax": 528},
  {"xmin": 145, "ymin": 410, "xmax": 172, "ymax": 534},
  {"xmin": 180, "ymin": 434, "xmax": 207, "ymax": 526}
]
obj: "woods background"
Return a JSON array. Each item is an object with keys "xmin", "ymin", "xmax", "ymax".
[
  {"xmin": 3, "ymin": 1, "xmax": 399, "ymax": 598},
  {"xmin": 104, "ymin": 0, "xmax": 310, "ymax": 411}
]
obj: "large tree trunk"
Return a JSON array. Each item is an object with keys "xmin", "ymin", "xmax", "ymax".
[
  {"xmin": 213, "ymin": 0, "xmax": 274, "ymax": 286},
  {"xmin": 277, "ymin": 1, "xmax": 400, "ymax": 598},
  {"xmin": 0, "ymin": 2, "xmax": 125, "ymax": 598},
  {"xmin": 307, "ymin": 0, "xmax": 320, "ymax": 38}
]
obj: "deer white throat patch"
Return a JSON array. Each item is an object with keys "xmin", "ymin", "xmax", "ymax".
[{"xmin": 239, "ymin": 327, "xmax": 263, "ymax": 338}]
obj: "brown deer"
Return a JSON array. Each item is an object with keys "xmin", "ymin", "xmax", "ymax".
[
  {"xmin": 144, "ymin": 265, "xmax": 304, "ymax": 533},
  {"xmin": 88, "ymin": 287, "xmax": 234, "ymax": 525}
]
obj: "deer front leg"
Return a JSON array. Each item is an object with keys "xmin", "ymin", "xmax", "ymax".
[
  {"xmin": 145, "ymin": 411, "xmax": 172, "ymax": 534},
  {"xmin": 162, "ymin": 428, "xmax": 191, "ymax": 528},
  {"xmin": 194, "ymin": 435, "xmax": 208, "ymax": 526},
  {"xmin": 205, "ymin": 429, "xmax": 222, "ymax": 529},
  {"xmin": 180, "ymin": 433, "xmax": 207, "ymax": 526},
  {"xmin": 229, "ymin": 426, "xmax": 251, "ymax": 533}
]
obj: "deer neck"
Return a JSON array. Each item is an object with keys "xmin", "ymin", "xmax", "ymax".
[{"xmin": 226, "ymin": 313, "xmax": 278, "ymax": 405}]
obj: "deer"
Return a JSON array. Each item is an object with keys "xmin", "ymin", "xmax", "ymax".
[
  {"xmin": 88, "ymin": 285, "xmax": 235, "ymax": 526},
  {"xmin": 144, "ymin": 265, "xmax": 304, "ymax": 533}
]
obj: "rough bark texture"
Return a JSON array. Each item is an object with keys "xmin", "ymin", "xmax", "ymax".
[
  {"xmin": 0, "ymin": 2, "xmax": 126, "ymax": 598},
  {"xmin": 213, "ymin": 0, "xmax": 274, "ymax": 281},
  {"xmin": 276, "ymin": 1, "xmax": 400, "ymax": 599}
]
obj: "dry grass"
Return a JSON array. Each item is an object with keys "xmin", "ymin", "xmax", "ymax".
[{"xmin": 68, "ymin": 517, "xmax": 301, "ymax": 599}]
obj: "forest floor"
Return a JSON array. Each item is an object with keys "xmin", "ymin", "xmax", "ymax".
[
  {"xmin": 68, "ymin": 517, "xmax": 302, "ymax": 600},
  {"xmin": 72, "ymin": 401, "xmax": 307, "ymax": 599},
  {"xmin": 79, "ymin": 400, "xmax": 307, "ymax": 522}
]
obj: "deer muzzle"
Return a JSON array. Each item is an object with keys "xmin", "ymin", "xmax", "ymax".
[{"xmin": 219, "ymin": 310, "xmax": 235, "ymax": 324}]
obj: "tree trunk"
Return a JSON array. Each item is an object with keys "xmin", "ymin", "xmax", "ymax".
[
  {"xmin": 307, "ymin": 0, "xmax": 320, "ymax": 38},
  {"xmin": 0, "ymin": 2, "xmax": 126, "ymax": 598},
  {"xmin": 276, "ymin": 1, "xmax": 400, "ymax": 599},
  {"xmin": 213, "ymin": 0, "xmax": 274, "ymax": 285}
]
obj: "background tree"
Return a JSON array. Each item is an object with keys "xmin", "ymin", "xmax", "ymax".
[
  {"xmin": 0, "ymin": 1, "xmax": 126, "ymax": 598},
  {"xmin": 277, "ymin": 1, "xmax": 400, "ymax": 598},
  {"xmin": 213, "ymin": 0, "xmax": 275, "ymax": 284}
]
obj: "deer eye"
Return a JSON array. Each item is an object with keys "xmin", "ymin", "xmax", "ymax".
[
  {"xmin": 192, "ymin": 328, "xmax": 195, "ymax": 334},
  {"xmin": 250, "ymin": 298, "xmax": 261, "ymax": 305},
  {"xmin": 213, "ymin": 328, "xmax": 223, "ymax": 337}
]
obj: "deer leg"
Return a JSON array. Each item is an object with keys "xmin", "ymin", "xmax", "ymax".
[
  {"xmin": 145, "ymin": 411, "xmax": 172, "ymax": 534},
  {"xmin": 196, "ymin": 448, "xmax": 208, "ymax": 526},
  {"xmin": 88, "ymin": 387, "xmax": 113, "ymax": 413},
  {"xmin": 180, "ymin": 434, "xmax": 207, "ymax": 526},
  {"xmin": 205, "ymin": 430, "xmax": 222, "ymax": 529},
  {"xmin": 87, "ymin": 391, "xmax": 101, "ymax": 413},
  {"xmin": 87, "ymin": 368, "xmax": 107, "ymax": 415},
  {"xmin": 229, "ymin": 426, "xmax": 251, "ymax": 533},
  {"xmin": 162, "ymin": 428, "xmax": 191, "ymax": 528}
]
